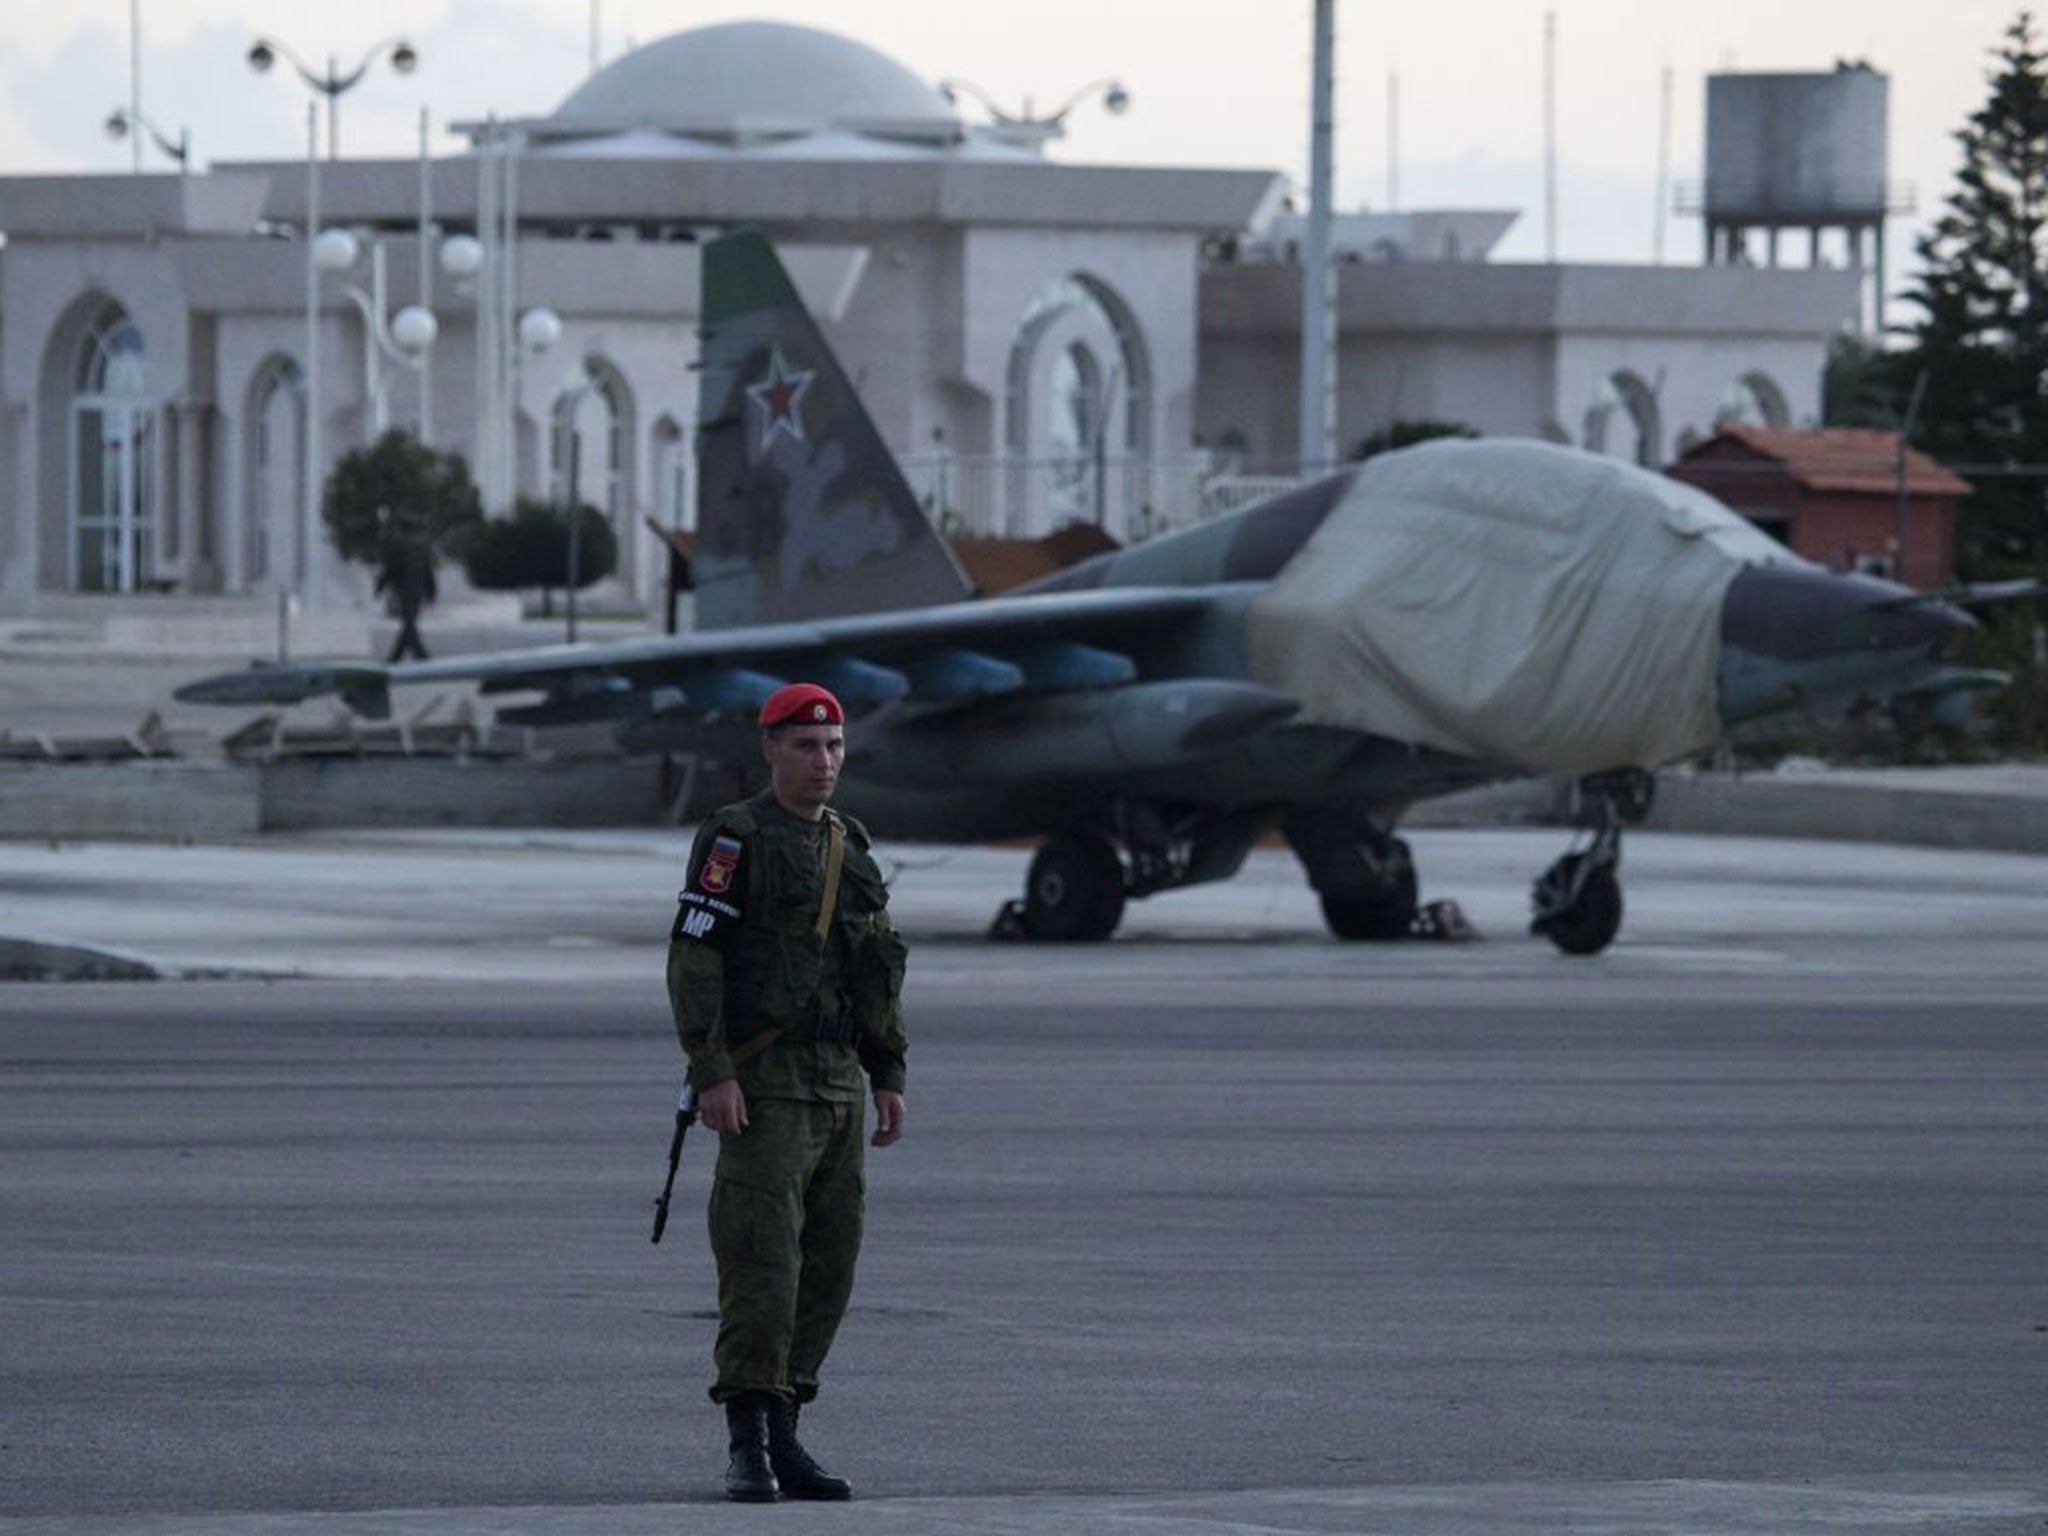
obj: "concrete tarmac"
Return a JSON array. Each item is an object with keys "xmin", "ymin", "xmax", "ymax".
[
  {"xmin": 3, "ymin": 831, "xmax": 2046, "ymax": 1533},
  {"xmin": 5, "ymin": 827, "xmax": 2048, "ymax": 990}
]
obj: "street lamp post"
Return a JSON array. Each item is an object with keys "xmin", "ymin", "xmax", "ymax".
[
  {"xmin": 558, "ymin": 364, "xmax": 600, "ymax": 643},
  {"xmin": 437, "ymin": 211, "xmax": 561, "ymax": 523},
  {"xmin": 104, "ymin": 107, "xmax": 189, "ymax": 182},
  {"xmin": 311, "ymin": 229, "xmax": 439, "ymax": 437},
  {"xmin": 936, "ymin": 76, "xmax": 1129, "ymax": 151},
  {"xmin": 301, "ymin": 104, "xmax": 320, "ymax": 630},
  {"xmin": 246, "ymin": 33, "xmax": 418, "ymax": 644},
  {"xmin": 466, "ymin": 120, "xmax": 559, "ymax": 516},
  {"xmin": 247, "ymin": 34, "xmax": 417, "ymax": 160}
]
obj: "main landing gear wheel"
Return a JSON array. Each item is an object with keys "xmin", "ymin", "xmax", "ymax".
[
  {"xmin": 1022, "ymin": 832, "xmax": 1126, "ymax": 942},
  {"xmin": 1320, "ymin": 846, "xmax": 1419, "ymax": 941}
]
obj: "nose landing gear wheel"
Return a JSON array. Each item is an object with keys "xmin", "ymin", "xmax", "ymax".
[
  {"xmin": 1530, "ymin": 769, "xmax": 1645, "ymax": 956},
  {"xmin": 1531, "ymin": 851, "xmax": 1623, "ymax": 955}
]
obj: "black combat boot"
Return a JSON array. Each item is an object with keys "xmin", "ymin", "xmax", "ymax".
[
  {"xmin": 766, "ymin": 1395, "xmax": 853, "ymax": 1500},
  {"xmin": 722, "ymin": 1393, "xmax": 781, "ymax": 1503}
]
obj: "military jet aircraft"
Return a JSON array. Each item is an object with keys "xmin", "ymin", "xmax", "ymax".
[{"xmin": 180, "ymin": 229, "xmax": 1980, "ymax": 954}]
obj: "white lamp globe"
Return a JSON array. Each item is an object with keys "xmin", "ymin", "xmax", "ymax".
[
  {"xmin": 517, "ymin": 307, "xmax": 563, "ymax": 354},
  {"xmin": 390, "ymin": 306, "xmax": 438, "ymax": 353},
  {"xmin": 311, "ymin": 228, "xmax": 361, "ymax": 273},
  {"xmin": 438, "ymin": 235, "xmax": 484, "ymax": 278}
]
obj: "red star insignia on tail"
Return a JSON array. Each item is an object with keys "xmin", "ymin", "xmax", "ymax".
[{"xmin": 746, "ymin": 346, "xmax": 813, "ymax": 450}]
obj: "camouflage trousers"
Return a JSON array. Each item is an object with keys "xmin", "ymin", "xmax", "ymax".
[{"xmin": 707, "ymin": 1096, "xmax": 866, "ymax": 1404}]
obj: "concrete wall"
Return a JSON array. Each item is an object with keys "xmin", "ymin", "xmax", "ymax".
[
  {"xmin": 3, "ymin": 757, "xmax": 665, "ymax": 838},
  {"xmin": 257, "ymin": 757, "xmax": 662, "ymax": 830},
  {"xmin": 1412, "ymin": 770, "xmax": 2048, "ymax": 856},
  {"xmin": 1643, "ymin": 774, "xmax": 2048, "ymax": 855},
  {"xmin": 0, "ymin": 761, "xmax": 261, "ymax": 840}
]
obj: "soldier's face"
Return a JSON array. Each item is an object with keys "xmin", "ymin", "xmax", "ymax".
[{"xmin": 763, "ymin": 723, "xmax": 845, "ymax": 814}]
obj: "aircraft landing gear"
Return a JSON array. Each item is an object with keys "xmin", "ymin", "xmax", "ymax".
[
  {"xmin": 1318, "ymin": 838, "xmax": 1418, "ymax": 940},
  {"xmin": 1530, "ymin": 769, "xmax": 1651, "ymax": 956},
  {"xmin": 993, "ymin": 805, "xmax": 1272, "ymax": 943},
  {"xmin": 1282, "ymin": 808, "xmax": 1423, "ymax": 942},
  {"xmin": 1017, "ymin": 831, "xmax": 1126, "ymax": 942}
]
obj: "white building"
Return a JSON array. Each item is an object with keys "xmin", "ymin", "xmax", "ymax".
[
  {"xmin": 1201, "ymin": 210, "xmax": 1859, "ymax": 472},
  {"xmin": 0, "ymin": 20, "xmax": 1858, "ymax": 641}
]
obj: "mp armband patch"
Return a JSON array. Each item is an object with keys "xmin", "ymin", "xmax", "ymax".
[{"xmin": 673, "ymin": 888, "xmax": 743, "ymax": 944}]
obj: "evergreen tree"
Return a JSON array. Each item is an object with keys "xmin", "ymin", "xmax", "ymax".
[
  {"xmin": 322, "ymin": 430, "xmax": 483, "ymax": 661},
  {"xmin": 1820, "ymin": 333, "xmax": 1902, "ymax": 430},
  {"xmin": 322, "ymin": 429, "xmax": 482, "ymax": 568},
  {"xmin": 1895, "ymin": 12, "xmax": 2048, "ymax": 575},
  {"xmin": 453, "ymin": 497, "xmax": 617, "ymax": 617},
  {"xmin": 1891, "ymin": 12, "xmax": 2048, "ymax": 751}
]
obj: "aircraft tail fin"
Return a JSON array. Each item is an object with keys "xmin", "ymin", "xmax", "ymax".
[{"xmin": 694, "ymin": 229, "xmax": 973, "ymax": 630}]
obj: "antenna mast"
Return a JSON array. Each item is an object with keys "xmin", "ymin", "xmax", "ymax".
[
  {"xmin": 1298, "ymin": 0, "xmax": 1338, "ymax": 473},
  {"xmin": 1543, "ymin": 10, "xmax": 1558, "ymax": 261}
]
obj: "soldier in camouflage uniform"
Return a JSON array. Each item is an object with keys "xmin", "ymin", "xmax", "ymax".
[{"xmin": 667, "ymin": 682, "xmax": 908, "ymax": 1503}]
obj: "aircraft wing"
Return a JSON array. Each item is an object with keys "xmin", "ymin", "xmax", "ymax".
[{"xmin": 175, "ymin": 586, "xmax": 1222, "ymax": 728}]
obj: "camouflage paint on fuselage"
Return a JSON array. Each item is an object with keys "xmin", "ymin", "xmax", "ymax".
[{"xmin": 1018, "ymin": 473, "xmax": 1358, "ymax": 595}]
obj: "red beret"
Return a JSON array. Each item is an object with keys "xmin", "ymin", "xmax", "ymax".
[{"xmin": 758, "ymin": 682, "xmax": 844, "ymax": 728}]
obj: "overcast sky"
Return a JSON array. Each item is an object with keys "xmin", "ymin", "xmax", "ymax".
[{"xmin": 0, "ymin": 0, "xmax": 2012, "ymax": 287}]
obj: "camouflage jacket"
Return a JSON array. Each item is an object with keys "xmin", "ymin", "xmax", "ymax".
[{"xmin": 666, "ymin": 790, "xmax": 908, "ymax": 1104}]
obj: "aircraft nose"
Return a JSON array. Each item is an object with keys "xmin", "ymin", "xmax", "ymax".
[
  {"xmin": 1890, "ymin": 594, "xmax": 1979, "ymax": 651},
  {"xmin": 1720, "ymin": 563, "xmax": 1975, "ymax": 662}
]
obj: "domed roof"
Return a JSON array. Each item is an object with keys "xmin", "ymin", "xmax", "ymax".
[{"xmin": 551, "ymin": 21, "xmax": 957, "ymax": 134}]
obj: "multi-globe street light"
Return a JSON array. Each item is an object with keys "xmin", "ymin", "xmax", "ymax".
[
  {"xmin": 310, "ymin": 229, "xmax": 440, "ymax": 438},
  {"xmin": 247, "ymin": 34, "xmax": 417, "ymax": 160},
  {"xmin": 462, "ymin": 119, "xmax": 569, "ymax": 518},
  {"xmin": 936, "ymin": 76, "xmax": 1130, "ymax": 149},
  {"xmin": 245, "ymin": 34, "xmax": 417, "ymax": 651}
]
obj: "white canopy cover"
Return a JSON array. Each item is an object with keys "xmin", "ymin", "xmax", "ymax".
[{"xmin": 1246, "ymin": 438, "xmax": 1797, "ymax": 774}]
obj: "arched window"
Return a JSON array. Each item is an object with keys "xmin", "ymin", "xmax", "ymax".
[
  {"xmin": 1002, "ymin": 273, "xmax": 1151, "ymax": 535},
  {"xmin": 70, "ymin": 304, "xmax": 155, "ymax": 592},
  {"xmin": 549, "ymin": 358, "xmax": 630, "ymax": 524},
  {"xmin": 245, "ymin": 356, "xmax": 305, "ymax": 587},
  {"xmin": 1715, "ymin": 371, "xmax": 1791, "ymax": 429},
  {"xmin": 1587, "ymin": 370, "xmax": 1662, "ymax": 467}
]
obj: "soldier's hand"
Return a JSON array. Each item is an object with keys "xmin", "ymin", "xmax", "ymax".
[
  {"xmin": 872, "ymin": 1090, "xmax": 905, "ymax": 1147},
  {"xmin": 699, "ymin": 1080, "xmax": 749, "ymax": 1135}
]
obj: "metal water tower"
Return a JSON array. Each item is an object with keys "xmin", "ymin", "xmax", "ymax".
[{"xmin": 1688, "ymin": 63, "xmax": 1912, "ymax": 331}]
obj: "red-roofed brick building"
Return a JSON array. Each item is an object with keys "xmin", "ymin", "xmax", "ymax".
[{"xmin": 1667, "ymin": 427, "xmax": 1971, "ymax": 588}]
